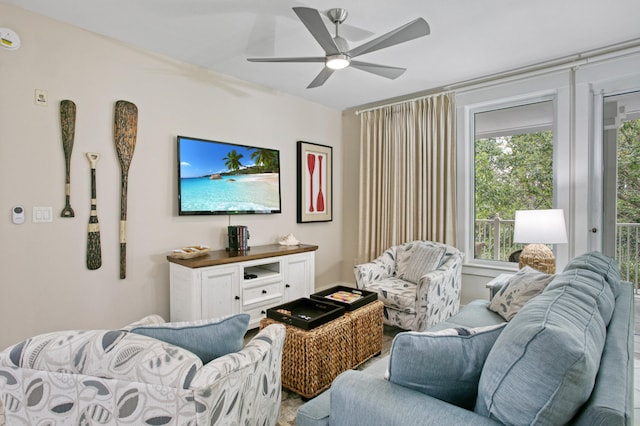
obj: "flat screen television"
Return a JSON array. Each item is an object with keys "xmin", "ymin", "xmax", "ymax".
[{"xmin": 177, "ymin": 135, "xmax": 282, "ymax": 215}]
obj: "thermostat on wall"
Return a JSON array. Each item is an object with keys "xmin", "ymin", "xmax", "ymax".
[{"xmin": 0, "ymin": 28, "xmax": 21, "ymax": 50}]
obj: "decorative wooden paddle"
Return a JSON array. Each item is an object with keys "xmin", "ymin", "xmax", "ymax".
[
  {"xmin": 317, "ymin": 155, "xmax": 325, "ymax": 212},
  {"xmin": 86, "ymin": 152, "xmax": 102, "ymax": 270},
  {"xmin": 60, "ymin": 100, "xmax": 76, "ymax": 217},
  {"xmin": 307, "ymin": 153, "xmax": 315, "ymax": 212},
  {"xmin": 113, "ymin": 100, "xmax": 138, "ymax": 279}
]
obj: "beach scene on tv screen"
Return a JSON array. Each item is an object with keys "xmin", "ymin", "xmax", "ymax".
[{"xmin": 179, "ymin": 137, "xmax": 281, "ymax": 213}]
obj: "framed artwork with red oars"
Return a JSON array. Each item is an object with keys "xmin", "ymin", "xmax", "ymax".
[{"xmin": 297, "ymin": 141, "xmax": 332, "ymax": 223}]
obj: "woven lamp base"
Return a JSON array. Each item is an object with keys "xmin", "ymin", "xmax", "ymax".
[{"xmin": 518, "ymin": 243, "xmax": 556, "ymax": 274}]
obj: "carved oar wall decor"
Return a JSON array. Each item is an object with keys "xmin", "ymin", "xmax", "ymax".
[
  {"xmin": 60, "ymin": 100, "xmax": 76, "ymax": 218},
  {"xmin": 113, "ymin": 100, "xmax": 138, "ymax": 279},
  {"xmin": 86, "ymin": 152, "xmax": 102, "ymax": 270}
]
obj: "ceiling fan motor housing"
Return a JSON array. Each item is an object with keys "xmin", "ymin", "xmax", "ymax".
[{"xmin": 326, "ymin": 8, "xmax": 348, "ymax": 25}]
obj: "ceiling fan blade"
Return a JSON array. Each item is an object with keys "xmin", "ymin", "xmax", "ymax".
[
  {"xmin": 348, "ymin": 17, "xmax": 430, "ymax": 58},
  {"xmin": 246, "ymin": 13, "xmax": 276, "ymax": 56},
  {"xmin": 293, "ymin": 7, "xmax": 340, "ymax": 55},
  {"xmin": 319, "ymin": 13, "xmax": 374, "ymax": 42},
  {"xmin": 350, "ymin": 61, "xmax": 406, "ymax": 80},
  {"xmin": 307, "ymin": 67, "xmax": 335, "ymax": 89},
  {"xmin": 247, "ymin": 57, "xmax": 325, "ymax": 63},
  {"xmin": 338, "ymin": 23, "xmax": 376, "ymax": 42}
]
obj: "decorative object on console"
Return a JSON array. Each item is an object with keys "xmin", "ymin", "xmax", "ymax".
[
  {"xmin": 278, "ymin": 233, "xmax": 300, "ymax": 246},
  {"xmin": 114, "ymin": 100, "xmax": 138, "ymax": 279},
  {"xmin": 59, "ymin": 100, "xmax": 76, "ymax": 218},
  {"xmin": 297, "ymin": 141, "xmax": 332, "ymax": 223},
  {"xmin": 169, "ymin": 245, "xmax": 211, "ymax": 259},
  {"xmin": 513, "ymin": 209, "xmax": 567, "ymax": 274},
  {"xmin": 85, "ymin": 153, "xmax": 102, "ymax": 270},
  {"xmin": 228, "ymin": 225, "xmax": 250, "ymax": 251}
]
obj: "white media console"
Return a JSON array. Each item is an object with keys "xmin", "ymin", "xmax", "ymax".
[{"xmin": 167, "ymin": 244, "xmax": 318, "ymax": 329}]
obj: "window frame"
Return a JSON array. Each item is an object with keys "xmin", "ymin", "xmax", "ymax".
[
  {"xmin": 459, "ymin": 90, "xmax": 567, "ymax": 271},
  {"xmin": 469, "ymin": 95, "xmax": 558, "ymax": 268}
]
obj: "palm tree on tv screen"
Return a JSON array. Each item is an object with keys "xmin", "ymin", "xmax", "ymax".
[
  {"xmin": 250, "ymin": 149, "xmax": 278, "ymax": 172},
  {"xmin": 223, "ymin": 150, "xmax": 243, "ymax": 172}
]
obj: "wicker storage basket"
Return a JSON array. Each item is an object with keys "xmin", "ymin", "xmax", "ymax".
[
  {"xmin": 346, "ymin": 300, "xmax": 384, "ymax": 367},
  {"xmin": 260, "ymin": 300, "xmax": 384, "ymax": 399},
  {"xmin": 261, "ymin": 315, "xmax": 353, "ymax": 399}
]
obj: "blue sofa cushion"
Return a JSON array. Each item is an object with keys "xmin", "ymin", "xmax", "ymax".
[
  {"xmin": 475, "ymin": 267, "xmax": 614, "ymax": 425},
  {"xmin": 546, "ymin": 268, "xmax": 615, "ymax": 327},
  {"xmin": 387, "ymin": 323, "xmax": 506, "ymax": 410},
  {"xmin": 131, "ymin": 313, "xmax": 249, "ymax": 364},
  {"xmin": 563, "ymin": 251, "xmax": 621, "ymax": 287},
  {"xmin": 488, "ymin": 266, "xmax": 555, "ymax": 321}
]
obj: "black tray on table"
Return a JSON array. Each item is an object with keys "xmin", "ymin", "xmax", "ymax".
[
  {"xmin": 266, "ymin": 298, "xmax": 345, "ymax": 330},
  {"xmin": 310, "ymin": 285, "xmax": 378, "ymax": 311}
]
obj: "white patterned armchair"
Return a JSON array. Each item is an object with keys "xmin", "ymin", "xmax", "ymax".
[
  {"xmin": 355, "ymin": 240, "xmax": 464, "ymax": 331},
  {"xmin": 0, "ymin": 314, "xmax": 285, "ymax": 425}
]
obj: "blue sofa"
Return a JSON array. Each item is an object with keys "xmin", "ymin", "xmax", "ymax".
[{"xmin": 297, "ymin": 252, "xmax": 634, "ymax": 425}]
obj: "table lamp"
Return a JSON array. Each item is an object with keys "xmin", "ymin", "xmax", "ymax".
[{"xmin": 513, "ymin": 209, "xmax": 567, "ymax": 274}]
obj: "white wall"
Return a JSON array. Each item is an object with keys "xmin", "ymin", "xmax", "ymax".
[{"xmin": 0, "ymin": 4, "xmax": 344, "ymax": 349}]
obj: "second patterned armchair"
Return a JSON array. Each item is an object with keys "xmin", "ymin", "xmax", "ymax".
[{"xmin": 354, "ymin": 240, "xmax": 464, "ymax": 331}]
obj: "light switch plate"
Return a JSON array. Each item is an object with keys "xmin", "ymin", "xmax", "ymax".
[
  {"xmin": 35, "ymin": 89, "xmax": 48, "ymax": 106},
  {"xmin": 33, "ymin": 206, "xmax": 53, "ymax": 223}
]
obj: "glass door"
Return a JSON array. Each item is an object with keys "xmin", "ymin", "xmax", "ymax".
[{"xmin": 602, "ymin": 90, "xmax": 640, "ymax": 292}]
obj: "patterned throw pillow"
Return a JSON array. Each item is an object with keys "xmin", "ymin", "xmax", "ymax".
[
  {"xmin": 488, "ymin": 266, "xmax": 555, "ymax": 321},
  {"xmin": 386, "ymin": 323, "xmax": 506, "ymax": 409},
  {"xmin": 131, "ymin": 313, "xmax": 249, "ymax": 363},
  {"xmin": 396, "ymin": 242, "xmax": 446, "ymax": 284}
]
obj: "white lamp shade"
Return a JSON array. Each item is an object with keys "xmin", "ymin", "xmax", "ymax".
[{"xmin": 513, "ymin": 209, "xmax": 568, "ymax": 244}]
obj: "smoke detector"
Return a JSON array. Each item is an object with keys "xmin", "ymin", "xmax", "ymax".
[{"xmin": 0, "ymin": 28, "xmax": 21, "ymax": 50}]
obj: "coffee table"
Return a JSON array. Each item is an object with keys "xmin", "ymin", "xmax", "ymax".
[{"xmin": 260, "ymin": 300, "xmax": 383, "ymax": 399}]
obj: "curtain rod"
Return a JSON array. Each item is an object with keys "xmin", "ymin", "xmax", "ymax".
[
  {"xmin": 354, "ymin": 37, "xmax": 640, "ymax": 116},
  {"xmin": 354, "ymin": 90, "xmax": 448, "ymax": 115}
]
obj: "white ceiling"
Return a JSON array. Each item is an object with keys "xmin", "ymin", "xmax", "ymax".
[{"xmin": 4, "ymin": 0, "xmax": 640, "ymax": 110}]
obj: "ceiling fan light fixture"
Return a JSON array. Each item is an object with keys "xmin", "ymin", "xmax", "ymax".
[{"xmin": 326, "ymin": 54, "xmax": 350, "ymax": 70}]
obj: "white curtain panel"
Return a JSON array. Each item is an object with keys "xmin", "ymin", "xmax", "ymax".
[{"xmin": 358, "ymin": 93, "xmax": 456, "ymax": 262}]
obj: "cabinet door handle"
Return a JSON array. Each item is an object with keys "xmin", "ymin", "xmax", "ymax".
[
  {"xmin": 285, "ymin": 284, "xmax": 290, "ymax": 288},
  {"xmin": 234, "ymin": 296, "xmax": 240, "ymax": 300},
  {"xmin": 261, "ymin": 310, "xmax": 266, "ymax": 315},
  {"xmin": 262, "ymin": 289, "xmax": 267, "ymax": 294}
]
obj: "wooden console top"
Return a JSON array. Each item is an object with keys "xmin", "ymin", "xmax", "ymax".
[{"xmin": 167, "ymin": 243, "xmax": 318, "ymax": 268}]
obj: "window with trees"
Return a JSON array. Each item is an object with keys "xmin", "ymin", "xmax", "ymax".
[{"xmin": 473, "ymin": 100, "xmax": 555, "ymax": 262}]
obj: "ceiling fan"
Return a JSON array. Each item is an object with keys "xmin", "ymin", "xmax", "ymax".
[{"xmin": 247, "ymin": 7, "xmax": 430, "ymax": 88}]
